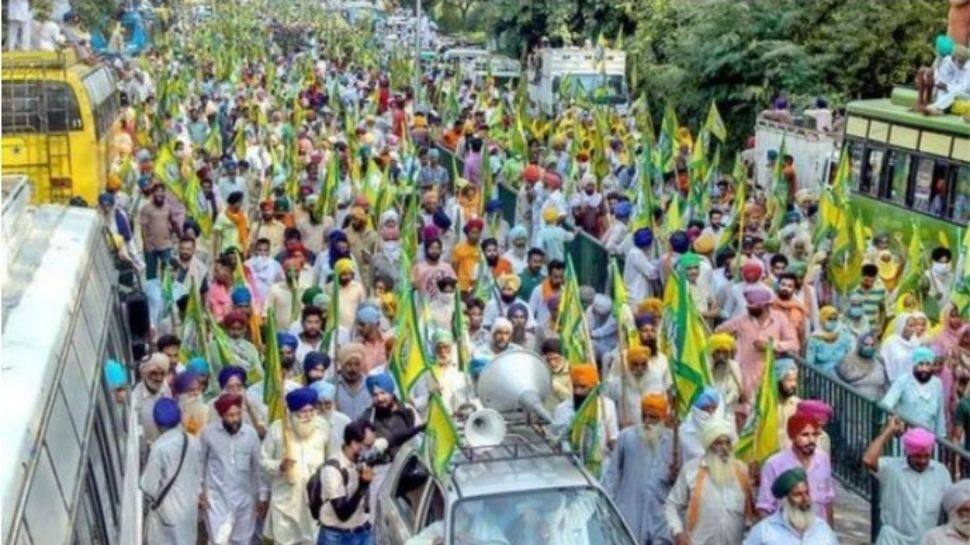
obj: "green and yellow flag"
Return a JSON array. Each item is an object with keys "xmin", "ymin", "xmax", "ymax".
[
  {"xmin": 557, "ymin": 257, "xmax": 594, "ymax": 365},
  {"xmin": 663, "ymin": 272, "xmax": 712, "ymax": 415},
  {"xmin": 179, "ymin": 277, "xmax": 211, "ymax": 364},
  {"xmin": 736, "ymin": 340, "xmax": 780, "ymax": 463},
  {"xmin": 895, "ymin": 222, "xmax": 926, "ymax": 300},
  {"xmin": 704, "ymin": 101, "xmax": 727, "ymax": 142},
  {"xmin": 263, "ymin": 308, "xmax": 285, "ymax": 422},
  {"xmin": 389, "ymin": 288, "xmax": 431, "ymax": 401},
  {"xmin": 423, "ymin": 394, "xmax": 459, "ymax": 477},
  {"xmin": 569, "ymin": 384, "xmax": 604, "ymax": 477}
]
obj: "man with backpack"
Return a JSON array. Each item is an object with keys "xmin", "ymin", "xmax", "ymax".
[{"xmin": 316, "ymin": 420, "xmax": 378, "ymax": 545}]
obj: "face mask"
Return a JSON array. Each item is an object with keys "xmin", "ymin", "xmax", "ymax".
[
  {"xmin": 847, "ymin": 307, "xmax": 864, "ymax": 319},
  {"xmin": 823, "ymin": 320, "xmax": 838, "ymax": 332},
  {"xmin": 932, "ymin": 262, "xmax": 950, "ymax": 276},
  {"xmin": 858, "ymin": 346, "xmax": 876, "ymax": 358}
]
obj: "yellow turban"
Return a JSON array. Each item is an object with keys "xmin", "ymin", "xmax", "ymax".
[
  {"xmin": 497, "ymin": 273, "xmax": 521, "ymax": 292},
  {"xmin": 637, "ymin": 297, "xmax": 664, "ymax": 317},
  {"xmin": 542, "ymin": 206, "xmax": 559, "ymax": 223},
  {"xmin": 693, "ymin": 233, "xmax": 715, "ymax": 255},
  {"xmin": 334, "ymin": 258, "xmax": 355, "ymax": 276},
  {"xmin": 708, "ymin": 333, "xmax": 736, "ymax": 353},
  {"xmin": 627, "ymin": 345, "xmax": 652, "ymax": 362},
  {"xmin": 570, "ymin": 364, "xmax": 600, "ymax": 388},
  {"xmin": 640, "ymin": 393, "xmax": 669, "ymax": 418}
]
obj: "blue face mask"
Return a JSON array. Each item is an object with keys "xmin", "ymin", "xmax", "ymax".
[
  {"xmin": 859, "ymin": 345, "xmax": 876, "ymax": 358},
  {"xmin": 847, "ymin": 306, "xmax": 864, "ymax": 319},
  {"xmin": 823, "ymin": 320, "xmax": 839, "ymax": 332}
]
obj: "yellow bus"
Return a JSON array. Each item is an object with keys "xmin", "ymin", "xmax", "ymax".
[{"xmin": 1, "ymin": 50, "xmax": 120, "ymax": 205}]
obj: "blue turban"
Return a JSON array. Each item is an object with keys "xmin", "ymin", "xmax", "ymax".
[
  {"xmin": 633, "ymin": 228, "xmax": 653, "ymax": 248},
  {"xmin": 310, "ymin": 379, "xmax": 337, "ymax": 401},
  {"xmin": 217, "ymin": 365, "xmax": 247, "ymax": 388},
  {"xmin": 365, "ymin": 372, "xmax": 396, "ymax": 396},
  {"xmin": 231, "ymin": 286, "xmax": 252, "ymax": 306},
  {"xmin": 153, "ymin": 398, "xmax": 182, "ymax": 428},
  {"xmin": 506, "ymin": 302, "xmax": 530, "ymax": 319},
  {"xmin": 303, "ymin": 351, "xmax": 330, "ymax": 374},
  {"xmin": 172, "ymin": 371, "xmax": 200, "ymax": 395},
  {"xmin": 277, "ymin": 333, "xmax": 298, "ymax": 351},
  {"xmin": 186, "ymin": 357, "xmax": 209, "ymax": 375},
  {"xmin": 634, "ymin": 313, "xmax": 656, "ymax": 328},
  {"xmin": 286, "ymin": 387, "xmax": 318, "ymax": 412},
  {"xmin": 356, "ymin": 305, "xmax": 382, "ymax": 325},
  {"xmin": 692, "ymin": 387, "xmax": 720, "ymax": 409},
  {"xmin": 98, "ymin": 192, "xmax": 115, "ymax": 207},
  {"xmin": 432, "ymin": 209, "xmax": 452, "ymax": 230},
  {"xmin": 912, "ymin": 347, "xmax": 936, "ymax": 366},
  {"xmin": 767, "ymin": 149, "xmax": 778, "ymax": 161},
  {"xmin": 485, "ymin": 198, "xmax": 502, "ymax": 214},
  {"xmin": 669, "ymin": 230, "xmax": 690, "ymax": 254},
  {"xmin": 470, "ymin": 357, "xmax": 489, "ymax": 378},
  {"xmin": 773, "ymin": 357, "xmax": 798, "ymax": 381},
  {"xmin": 104, "ymin": 359, "xmax": 127, "ymax": 389},
  {"xmin": 509, "ymin": 224, "xmax": 528, "ymax": 241},
  {"xmin": 936, "ymin": 34, "xmax": 955, "ymax": 57},
  {"xmin": 613, "ymin": 201, "xmax": 632, "ymax": 219}
]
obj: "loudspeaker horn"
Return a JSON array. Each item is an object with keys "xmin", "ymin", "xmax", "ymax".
[
  {"xmin": 476, "ymin": 349, "xmax": 553, "ymax": 423},
  {"xmin": 464, "ymin": 408, "xmax": 507, "ymax": 448}
]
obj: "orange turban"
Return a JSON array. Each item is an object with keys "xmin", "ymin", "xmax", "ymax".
[
  {"xmin": 640, "ymin": 394, "xmax": 668, "ymax": 418},
  {"xmin": 570, "ymin": 364, "xmax": 600, "ymax": 388},
  {"xmin": 626, "ymin": 345, "xmax": 652, "ymax": 362},
  {"xmin": 637, "ymin": 297, "xmax": 664, "ymax": 317}
]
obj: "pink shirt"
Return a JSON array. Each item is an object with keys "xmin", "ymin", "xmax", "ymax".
[
  {"xmin": 716, "ymin": 309, "xmax": 800, "ymax": 396},
  {"xmin": 206, "ymin": 281, "xmax": 233, "ymax": 322},
  {"xmin": 757, "ymin": 448, "xmax": 835, "ymax": 519}
]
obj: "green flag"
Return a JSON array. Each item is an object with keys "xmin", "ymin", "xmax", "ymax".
[
  {"xmin": 389, "ymin": 289, "xmax": 431, "ymax": 401},
  {"xmin": 263, "ymin": 308, "xmax": 286, "ymax": 423},
  {"xmin": 736, "ymin": 340, "xmax": 780, "ymax": 463},
  {"xmin": 423, "ymin": 394, "xmax": 459, "ymax": 477},
  {"xmin": 663, "ymin": 272, "xmax": 712, "ymax": 415},
  {"xmin": 569, "ymin": 384, "xmax": 604, "ymax": 477},
  {"xmin": 557, "ymin": 257, "xmax": 594, "ymax": 366},
  {"xmin": 704, "ymin": 101, "xmax": 727, "ymax": 142}
]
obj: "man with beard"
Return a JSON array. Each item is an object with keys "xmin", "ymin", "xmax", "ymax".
[
  {"xmin": 743, "ymin": 468, "xmax": 838, "ymax": 544},
  {"xmin": 465, "ymin": 297, "xmax": 491, "ymax": 352},
  {"xmin": 484, "ymin": 273, "xmax": 533, "ymax": 329},
  {"xmin": 517, "ymin": 248, "xmax": 546, "ymax": 301},
  {"xmin": 757, "ymin": 414, "xmax": 835, "ymax": 523},
  {"xmin": 295, "ymin": 306, "xmax": 327, "ymax": 363},
  {"xmin": 552, "ymin": 364, "xmax": 619, "ymax": 454},
  {"xmin": 716, "ymin": 284, "xmax": 799, "ymax": 416},
  {"xmin": 606, "ymin": 345, "xmax": 668, "ymax": 430},
  {"xmin": 428, "ymin": 276, "xmax": 458, "ymax": 331},
  {"xmin": 771, "ymin": 273, "xmax": 808, "ymax": 345},
  {"xmin": 346, "ymin": 206, "xmax": 379, "ymax": 275},
  {"xmin": 333, "ymin": 343, "xmax": 372, "ymax": 420},
  {"xmin": 266, "ymin": 257, "xmax": 311, "ymax": 326},
  {"xmin": 541, "ymin": 339, "xmax": 572, "ymax": 412},
  {"xmin": 211, "ymin": 366, "xmax": 267, "ymax": 438},
  {"xmin": 329, "ymin": 258, "xmax": 367, "ymax": 330},
  {"xmin": 252, "ymin": 200, "xmax": 286, "ymax": 255},
  {"xmin": 140, "ymin": 399, "xmax": 204, "ymax": 545},
  {"xmin": 200, "ymin": 394, "xmax": 267, "ymax": 545},
  {"xmin": 603, "ymin": 394, "xmax": 676, "ymax": 545},
  {"xmin": 140, "ymin": 183, "xmax": 182, "ymax": 280},
  {"xmin": 502, "ymin": 225, "xmax": 530, "ymax": 274},
  {"xmin": 453, "ymin": 218, "xmax": 484, "ymax": 296},
  {"xmin": 134, "ymin": 353, "xmax": 172, "ymax": 444},
  {"xmin": 678, "ymin": 388, "xmax": 723, "ymax": 463},
  {"xmin": 665, "ymin": 419, "xmax": 752, "ymax": 545},
  {"xmin": 359, "ymin": 372, "xmax": 425, "ymax": 516},
  {"xmin": 310, "ymin": 379, "xmax": 352, "ymax": 455},
  {"xmin": 411, "ymin": 237, "xmax": 457, "ymax": 298},
  {"xmin": 302, "ymin": 351, "xmax": 330, "ymax": 385},
  {"xmin": 478, "ymin": 317, "xmax": 520, "ymax": 360},
  {"xmin": 706, "ymin": 333, "xmax": 744, "ymax": 428},
  {"xmin": 318, "ymin": 420, "xmax": 378, "ymax": 545},
  {"xmin": 922, "ymin": 480, "xmax": 970, "ymax": 545},
  {"xmin": 528, "ymin": 259, "xmax": 566, "ymax": 328},
  {"xmin": 260, "ymin": 387, "xmax": 329, "ymax": 545},
  {"xmin": 219, "ymin": 310, "xmax": 263, "ymax": 375},
  {"xmin": 774, "ymin": 358, "xmax": 802, "ymax": 449},
  {"xmin": 173, "ymin": 371, "xmax": 210, "ymax": 436},
  {"xmin": 507, "ymin": 303, "xmax": 537, "ymax": 353},
  {"xmin": 354, "ymin": 305, "xmax": 388, "ymax": 373},
  {"xmin": 881, "ymin": 347, "xmax": 948, "ymax": 436},
  {"xmin": 482, "ymin": 237, "xmax": 513, "ymax": 279},
  {"xmin": 864, "ymin": 421, "xmax": 952, "ymax": 545},
  {"xmin": 586, "ymin": 294, "xmax": 618, "ymax": 363},
  {"xmin": 174, "ymin": 235, "xmax": 208, "ymax": 289}
]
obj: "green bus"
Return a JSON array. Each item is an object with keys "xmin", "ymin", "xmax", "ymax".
[{"xmin": 841, "ymin": 87, "xmax": 968, "ymax": 247}]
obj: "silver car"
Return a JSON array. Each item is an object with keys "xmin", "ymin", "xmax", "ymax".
[{"xmin": 374, "ymin": 432, "xmax": 636, "ymax": 545}]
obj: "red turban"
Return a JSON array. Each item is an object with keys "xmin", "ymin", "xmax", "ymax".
[
  {"xmin": 786, "ymin": 413, "xmax": 819, "ymax": 440},
  {"xmin": 222, "ymin": 310, "xmax": 249, "ymax": 328},
  {"xmin": 214, "ymin": 393, "xmax": 243, "ymax": 416},
  {"xmin": 522, "ymin": 164, "xmax": 542, "ymax": 183},
  {"xmin": 464, "ymin": 218, "xmax": 484, "ymax": 234}
]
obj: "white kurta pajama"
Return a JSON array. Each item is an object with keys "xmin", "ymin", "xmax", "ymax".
[
  {"xmin": 140, "ymin": 427, "xmax": 204, "ymax": 545},
  {"xmin": 201, "ymin": 422, "xmax": 267, "ymax": 545},
  {"xmin": 603, "ymin": 427, "xmax": 676, "ymax": 544},
  {"xmin": 260, "ymin": 418, "xmax": 329, "ymax": 545},
  {"xmin": 664, "ymin": 456, "xmax": 749, "ymax": 545}
]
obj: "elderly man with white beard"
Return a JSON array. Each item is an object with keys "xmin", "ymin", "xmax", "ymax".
[
  {"xmin": 133, "ymin": 352, "xmax": 172, "ymax": 444},
  {"xmin": 260, "ymin": 387, "xmax": 329, "ymax": 545},
  {"xmin": 922, "ymin": 480, "xmax": 970, "ymax": 545},
  {"xmin": 603, "ymin": 393, "xmax": 677, "ymax": 545},
  {"xmin": 743, "ymin": 467, "xmax": 838, "ymax": 545},
  {"xmin": 172, "ymin": 370, "xmax": 210, "ymax": 436},
  {"xmin": 665, "ymin": 419, "xmax": 752, "ymax": 545}
]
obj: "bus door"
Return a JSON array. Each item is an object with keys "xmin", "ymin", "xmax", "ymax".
[{"xmin": 1, "ymin": 80, "xmax": 79, "ymax": 203}]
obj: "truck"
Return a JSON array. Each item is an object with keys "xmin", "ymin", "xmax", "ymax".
[
  {"xmin": 526, "ymin": 46, "xmax": 629, "ymax": 116},
  {"xmin": 753, "ymin": 111, "xmax": 842, "ymax": 193}
]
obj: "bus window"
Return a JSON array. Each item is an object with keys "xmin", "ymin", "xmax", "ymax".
[
  {"xmin": 912, "ymin": 158, "xmax": 948, "ymax": 217},
  {"xmin": 860, "ymin": 146, "xmax": 884, "ymax": 197},
  {"xmin": 1, "ymin": 82, "xmax": 83, "ymax": 133},
  {"xmin": 848, "ymin": 141, "xmax": 864, "ymax": 190},
  {"xmin": 885, "ymin": 150, "xmax": 913, "ymax": 206},
  {"xmin": 953, "ymin": 165, "xmax": 969, "ymax": 224}
]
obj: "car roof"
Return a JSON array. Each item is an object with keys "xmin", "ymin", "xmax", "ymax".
[{"xmin": 448, "ymin": 452, "xmax": 591, "ymax": 498}]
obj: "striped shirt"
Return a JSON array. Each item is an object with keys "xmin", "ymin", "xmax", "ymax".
[{"xmin": 850, "ymin": 280, "xmax": 886, "ymax": 328}]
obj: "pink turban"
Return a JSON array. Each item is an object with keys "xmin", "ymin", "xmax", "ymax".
[
  {"xmin": 743, "ymin": 284, "xmax": 772, "ymax": 306},
  {"xmin": 796, "ymin": 400, "xmax": 833, "ymax": 424},
  {"xmin": 901, "ymin": 427, "xmax": 935, "ymax": 456}
]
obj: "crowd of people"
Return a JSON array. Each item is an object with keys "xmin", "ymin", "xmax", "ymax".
[{"xmin": 38, "ymin": 0, "xmax": 970, "ymax": 544}]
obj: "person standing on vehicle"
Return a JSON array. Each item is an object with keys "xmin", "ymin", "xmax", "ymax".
[
  {"xmin": 358, "ymin": 372, "xmax": 425, "ymax": 517},
  {"xmin": 318, "ymin": 420, "xmax": 378, "ymax": 545},
  {"xmin": 200, "ymin": 393, "xmax": 268, "ymax": 545},
  {"xmin": 140, "ymin": 398, "xmax": 204, "ymax": 545},
  {"xmin": 603, "ymin": 394, "xmax": 676, "ymax": 545}
]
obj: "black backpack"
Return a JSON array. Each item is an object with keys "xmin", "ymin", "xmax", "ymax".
[{"xmin": 307, "ymin": 459, "xmax": 349, "ymax": 521}]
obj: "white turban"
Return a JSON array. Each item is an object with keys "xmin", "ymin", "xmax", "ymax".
[
  {"xmin": 700, "ymin": 418, "xmax": 736, "ymax": 449},
  {"xmin": 492, "ymin": 317, "xmax": 513, "ymax": 333},
  {"xmin": 942, "ymin": 479, "xmax": 970, "ymax": 515},
  {"xmin": 139, "ymin": 353, "xmax": 169, "ymax": 377}
]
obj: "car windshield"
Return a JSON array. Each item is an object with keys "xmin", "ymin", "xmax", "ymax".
[
  {"xmin": 557, "ymin": 74, "xmax": 627, "ymax": 105},
  {"xmin": 449, "ymin": 487, "xmax": 634, "ymax": 545}
]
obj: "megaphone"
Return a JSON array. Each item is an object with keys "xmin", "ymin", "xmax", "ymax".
[
  {"xmin": 476, "ymin": 350, "xmax": 553, "ymax": 423},
  {"xmin": 464, "ymin": 408, "xmax": 507, "ymax": 448}
]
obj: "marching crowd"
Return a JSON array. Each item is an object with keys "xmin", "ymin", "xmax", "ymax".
[{"xmin": 65, "ymin": 1, "xmax": 970, "ymax": 544}]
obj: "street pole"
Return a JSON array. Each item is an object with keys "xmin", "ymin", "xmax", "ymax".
[{"xmin": 413, "ymin": 0, "xmax": 422, "ymax": 105}]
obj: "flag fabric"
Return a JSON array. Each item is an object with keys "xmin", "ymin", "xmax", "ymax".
[
  {"xmin": 894, "ymin": 222, "xmax": 926, "ymax": 300},
  {"xmin": 735, "ymin": 341, "xmax": 780, "ymax": 463},
  {"xmin": 704, "ymin": 101, "xmax": 727, "ymax": 142},
  {"xmin": 452, "ymin": 291, "xmax": 471, "ymax": 373},
  {"xmin": 263, "ymin": 308, "xmax": 286, "ymax": 422},
  {"xmin": 827, "ymin": 204, "xmax": 865, "ymax": 295},
  {"xmin": 389, "ymin": 288, "xmax": 431, "ymax": 401},
  {"xmin": 663, "ymin": 272, "xmax": 712, "ymax": 415},
  {"xmin": 423, "ymin": 394, "xmax": 459, "ymax": 477},
  {"xmin": 160, "ymin": 262, "xmax": 176, "ymax": 317},
  {"xmin": 609, "ymin": 257, "xmax": 638, "ymax": 349},
  {"xmin": 557, "ymin": 257, "xmax": 594, "ymax": 366},
  {"xmin": 179, "ymin": 277, "xmax": 211, "ymax": 364},
  {"xmin": 569, "ymin": 384, "xmax": 604, "ymax": 477},
  {"xmin": 951, "ymin": 227, "xmax": 970, "ymax": 318},
  {"xmin": 203, "ymin": 121, "xmax": 223, "ymax": 157}
]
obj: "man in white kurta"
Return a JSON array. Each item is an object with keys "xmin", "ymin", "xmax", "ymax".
[
  {"xmin": 665, "ymin": 420, "xmax": 751, "ymax": 545},
  {"xmin": 552, "ymin": 364, "xmax": 620, "ymax": 457},
  {"xmin": 260, "ymin": 388, "xmax": 329, "ymax": 545},
  {"xmin": 201, "ymin": 394, "xmax": 268, "ymax": 545},
  {"xmin": 140, "ymin": 399, "xmax": 204, "ymax": 545},
  {"xmin": 133, "ymin": 353, "xmax": 173, "ymax": 445}
]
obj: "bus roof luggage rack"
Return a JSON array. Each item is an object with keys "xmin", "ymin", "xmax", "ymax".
[{"xmin": 1, "ymin": 51, "xmax": 77, "ymax": 71}]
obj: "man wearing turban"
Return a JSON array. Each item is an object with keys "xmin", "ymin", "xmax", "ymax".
[
  {"xmin": 716, "ymin": 284, "xmax": 799, "ymax": 416},
  {"xmin": 603, "ymin": 393, "xmax": 675, "ymax": 544},
  {"xmin": 757, "ymin": 413, "xmax": 835, "ymax": 523},
  {"xmin": 452, "ymin": 217, "xmax": 485, "ymax": 295},
  {"xmin": 200, "ymin": 393, "xmax": 267, "ymax": 545},
  {"xmin": 134, "ymin": 352, "xmax": 173, "ymax": 444},
  {"xmin": 863, "ymin": 418, "xmax": 953, "ymax": 545},
  {"xmin": 328, "ymin": 257, "xmax": 367, "ymax": 330},
  {"xmin": 707, "ymin": 333, "xmax": 745, "ymax": 428},
  {"xmin": 744, "ymin": 467, "xmax": 839, "ymax": 544},
  {"xmin": 334, "ymin": 342, "xmax": 371, "ymax": 420},
  {"xmin": 483, "ymin": 272, "xmax": 533, "ymax": 329},
  {"xmin": 211, "ymin": 365, "xmax": 268, "ymax": 438},
  {"xmin": 665, "ymin": 418, "xmax": 752, "ymax": 545},
  {"xmin": 605, "ymin": 344, "xmax": 670, "ymax": 429},
  {"xmin": 774, "ymin": 357, "xmax": 802, "ymax": 450},
  {"xmin": 310, "ymin": 379, "xmax": 351, "ymax": 455},
  {"xmin": 880, "ymin": 346, "xmax": 947, "ymax": 437},
  {"xmin": 922, "ymin": 479, "xmax": 970, "ymax": 544},
  {"xmin": 552, "ymin": 364, "xmax": 619, "ymax": 455},
  {"xmin": 260, "ymin": 387, "xmax": 328, "ymax": 545},
  {"xmin": 140, "ymin": 398, "xmax": 204, "ymax": 545},
  {"xmin": 678, "ymin": 387, "xmax": 724, "ymax": 464},
  {"xmin": 624, "ymin": 227, "xmax": 660, "ymax": 305},
  {"xmin": 220, "ymin": 309, "xmax": 263, "ymax": 376},
  {"xmin": 413, "ymin": 329, "xmax": 478, "ymax": 416}
]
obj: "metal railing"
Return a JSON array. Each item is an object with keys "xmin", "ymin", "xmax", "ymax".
[{"xmin": 798, "ymin": 360, "xmax": 969, "ymax": 540}]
